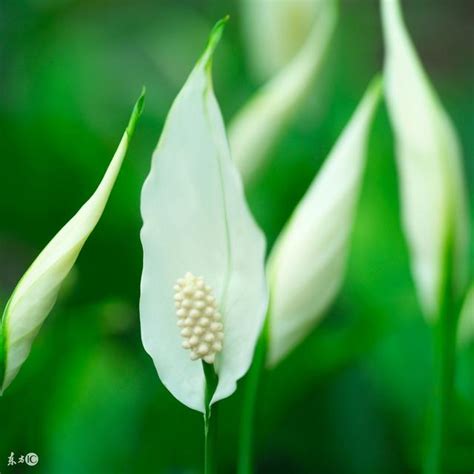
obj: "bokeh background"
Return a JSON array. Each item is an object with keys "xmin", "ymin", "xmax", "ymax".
[{"xmin": 0, "ymin": 0, "xmax": 473, "ymax": 473}]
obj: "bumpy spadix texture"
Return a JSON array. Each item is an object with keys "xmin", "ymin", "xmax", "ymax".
[
  {"xmin": 140, "ymin": 19, "xmax": 267, "ymax": 413},
  {"xmin": 382, "ymin": 0, "xmax": 469, "ymax": 320},
  {"xmin": 0, "ymin": 91, "xmax": 144, "ymax": 394},
  {"xmin": 267, "ymin": 77, "xmax": 381, "ymax": 365},
  {"xmin": 229, "ymin": 0, "xmax": 337, "ymax": 184},
  {"xmin": 174, "ymin": 273, "xmax": 224, "ymax": 364}
]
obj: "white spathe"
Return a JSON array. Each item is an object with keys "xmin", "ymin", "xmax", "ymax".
[
  {"xmin": 267, "ymin": 77, "xmax": 382, "ymax": 366},
  {"xmin": 0, "ymin": 91, "xmax": 144, "ymax": 393},
  {"xmin": 241, "ymin": 0, "xmax": 322, "ymax": 81},
  {"xmin": 381, "ymin": 0, "xmax": 469, "ymax": 320},
  {"xmin": 229, "ymin": 0, "xmax": 337, "ymax": 185},
  {"xmin": 140, "ymin": 20, "xmax": 268, "ymax": 413}
]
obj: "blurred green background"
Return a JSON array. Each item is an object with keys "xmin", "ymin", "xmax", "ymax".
[{"xmin": 0, "ymin": 0, "xmax": 472, "ymax": 473}]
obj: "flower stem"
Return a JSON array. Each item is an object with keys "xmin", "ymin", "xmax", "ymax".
[
  {"xmin": 424, "ymin": 301, "xmax": 457, "ymax": 474},
  {"xmin": 238, "ymin": 321, "xmax": 269, "ymax": 474},
  {"xmin": 203, "ymin": 361, "xmax": 219, "ymax": 474},
  {"xmin": 424, "ymin": 236, "xmax": 463, "ymax": 474}
]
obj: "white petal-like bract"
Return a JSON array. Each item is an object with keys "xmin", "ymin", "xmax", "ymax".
[
  {"xmin": 381, "ymin": 0, "xmax": 469, "ymax": 320},
  {"xmin": 267, "ymin": 77, "xmax": 382, "ymax": 366},
  {"xmin": 241, "ymin": 0, "xmax": 322, "ymax": 81},
  {"xmin": 229, "ymin": 0, "xmax": 337, "ymax": 184},
  {"xmin": 0, "ymin": 90, "xmax": 145, "ymax": 393},
  {"xmin": 140, "ymin": 19, "xmax": 268, "ymax": 413}
]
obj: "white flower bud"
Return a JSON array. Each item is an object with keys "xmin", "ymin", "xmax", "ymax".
[
  {"xmin": 381, "ymin": 0, "xmax": 469, "ymax": 320},
  {"xmin": 267, "ymin": 77, "xmax": 382, "ymax": 365}
]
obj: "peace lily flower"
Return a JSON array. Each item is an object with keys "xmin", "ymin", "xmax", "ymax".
[
  {"xmin": 229, "ymin": 0, "xmax": 338, "ymax": 184},
  {"xmin": 381, "ymin": 0, "xmax": 470, "ymax": 321},
  {"xmin": 140, "ymin": 19, "xmax": 268, "ymax": 413},
  {"xmin": 241, "ymin": 0, "xmax": 323, "ymax": 81},
  {"xmin": 266, "ymin": 77, "xmax": 382, "ymax": 365},
  {"xmin": 0, "ymin": 90, "xmax": 145, "ymax": 394}
]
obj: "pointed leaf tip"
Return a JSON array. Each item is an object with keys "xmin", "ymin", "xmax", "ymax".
[
  {"xmin": 201, "ymin": 16, "xmax": 229, "ymax": 66},
  {"xmin": 126, "ymin": 87, "xmax": 146, "ymax": 138},
  {"xmin": 211, "ymin": 15, "xmax": 230, "ymax": 41}
]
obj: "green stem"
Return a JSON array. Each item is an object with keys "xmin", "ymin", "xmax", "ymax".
[
  {"xmin": 424, "ymin": 300, "xmax": 457, "ymax": 474},
  {"xmin": 238, "ymin": 321, "xmax": 269, "ymax": 474},
  {"xmin": 424, "ymin": 233, "xmax": 463, "ymax": 474},
  {"xmin": 203, "ymin": 361, "xmax": 218, "ymax": 474}
]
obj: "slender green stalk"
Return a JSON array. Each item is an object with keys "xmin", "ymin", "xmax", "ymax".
[
  {"xmin": 203, "ymin": 361, "xmax": 219, "ymax": 474},
  {"xmin": 424, "ymin": 299, "xmax": 457, "ymax": 474},
  {"xmin": 424, "ymin": 235, "xmax": 463, "ymax": 474},
  {"xmin": 238, "ymin": 320, "xmax": 269, "ymax": 474}
]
